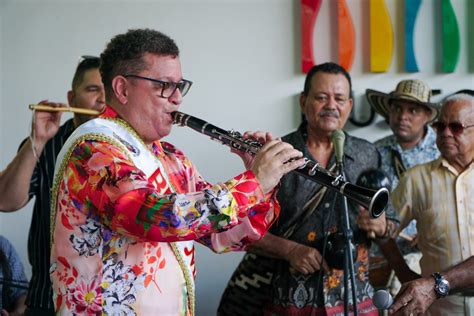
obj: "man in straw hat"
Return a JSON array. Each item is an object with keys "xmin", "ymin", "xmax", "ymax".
[
  {"xmin": 365, "ymin": 79, "xmax": 440, "ymax": 293},
  {"xmin": 366, "ymin": 79, "xmax": 440, "ymax": 188}
]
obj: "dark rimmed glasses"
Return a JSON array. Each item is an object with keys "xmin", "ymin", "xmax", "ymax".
[
  {"xmin": 124, "ymin": 74, "xmax": 193, "ymax": 98},
  {"xmin": 432, "ymin": 121, "xmax": 474, "ymax": 136}
]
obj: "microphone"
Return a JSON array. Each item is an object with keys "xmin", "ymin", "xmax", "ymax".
[
  {"xmin": 373, "ymin": 289, "xmax": 393, "ymax": 309},
  {"xmin": 331, "ymin": 129, "xmax": 345, "ymax": 165}
]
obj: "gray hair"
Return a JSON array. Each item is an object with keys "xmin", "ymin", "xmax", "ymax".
[{"xmin": 442, "ymin": 93, "xmax": 474, "ymax": 106}]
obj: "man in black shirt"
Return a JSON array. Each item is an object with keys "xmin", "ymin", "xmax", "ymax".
[
  {"xmin": 219, "ymin": 62, "xmax": 398, "ymax": 316},
  {"xmin": 0, "ymin": 56, "xmax": 105, "ymax": 315}
]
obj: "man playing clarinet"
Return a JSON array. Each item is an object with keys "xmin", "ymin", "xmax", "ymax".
[{"xmin": 48, "ymin": 28, "xmax": 306, "ymax": 315}]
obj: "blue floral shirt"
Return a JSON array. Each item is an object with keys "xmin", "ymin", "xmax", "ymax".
[
  {"xmin": 0, "ymin": 235, "xmax": 28, "ymax": 311},
  {"xmin": 375, "ymin": 126, "xmax": 439, "ymax": 253},
  {"xmin": 375, "ymin": 126, "xmax": 439, "ymax": 189}
]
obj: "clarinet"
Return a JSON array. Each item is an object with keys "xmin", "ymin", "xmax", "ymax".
[{"xmin": 172, "ymin": 111, "xmax": 389, "ymax": 218}]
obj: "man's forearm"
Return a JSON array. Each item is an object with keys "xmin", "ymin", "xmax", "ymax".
[
  {"xmin": 444, "ymin": 256, "xmax": 474, "ymax": 291},
  {"xmin": 247, "ymin": 232, "xmax": 296, "ymax": 261},
  {"xmin": 0, "ymin": 139, "xmax": 40, "ymax": 211},
  {"xmin": 377, "ymin": 237, "xmax": 420, "ymax": 283}
]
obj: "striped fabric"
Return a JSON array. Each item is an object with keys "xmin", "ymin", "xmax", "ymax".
[
  {"xmin": 23, "ymin": 119, "xmax": 74, "ymax": 311},
  {"xmin": 392, "ymin": 157, "xmax": 474, "ymax": 314}
]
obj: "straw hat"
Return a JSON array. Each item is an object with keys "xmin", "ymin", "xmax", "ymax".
[{"xmin": 366, "ymin": 79, "xmax": 438, "ymax": 122}]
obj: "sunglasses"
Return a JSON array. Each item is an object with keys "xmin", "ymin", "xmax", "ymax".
[{"xmin": 432, "ymin": 121, "xmax": 474, "ymax": 136}]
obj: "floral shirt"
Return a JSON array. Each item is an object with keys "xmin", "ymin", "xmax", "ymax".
[
  {"xmin": 375, "ymin": 126, "xmax": 439, "ymax": 254},
  {"xmin": 375, "ymin": 126, "xmax": 439, "ymax": 190},
  {"xmin": 50, "ymin": 106, "xmax": 279, "ymax": 316}
]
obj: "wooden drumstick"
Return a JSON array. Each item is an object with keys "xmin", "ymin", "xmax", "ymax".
[{"xmin": 29, "ymin": 104, "xmax": 101, "ymax": 116}]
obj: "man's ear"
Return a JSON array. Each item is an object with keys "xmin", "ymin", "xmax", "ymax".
[
  {"xmin": 112, "ymin": 76, "xmax": 128, "ymax": 105},
  {"xmin": 347, "ymin": 98, "xmax": 354, "ymax": 112},
  {"xmin": 299, "ymin": 93, "xmax": 306, "ymax": 114},
  {"xmin": 67, "ymin": 90, "xmax": 74, "ymax": 106}
]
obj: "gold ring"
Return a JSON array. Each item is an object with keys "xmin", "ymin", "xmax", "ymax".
[{"xmin": 403, "ymin": 302, "xmax": 408, "ymax": 307}]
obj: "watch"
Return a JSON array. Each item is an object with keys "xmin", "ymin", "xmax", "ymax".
[{"xmin": 431, "ymin": 272, "xmax": 450, "ymax": 298}]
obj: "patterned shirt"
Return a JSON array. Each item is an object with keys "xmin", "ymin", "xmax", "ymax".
[
  {"xmin": 0, "ymin": 235, "xmax": 28, "ymax": 311},
  {"xmin": 50, "ymin": 106, "xmax": 279, "ymax": 315},
  {"xmin": 392, "ymin": 157, "xmax": 474, "ymax": 314},
  {"xmin": 375, "ymin": 126, "xmax": 439, "ymax": 250},
  {"xmin": 375, "ymin": 126, "xmax": 439, "ymax": 189},
  {"xmin": 219, "ymin": 124, "xmax": 399, "ymax": 316}
]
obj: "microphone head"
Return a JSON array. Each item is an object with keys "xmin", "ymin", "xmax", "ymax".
[
  {"xmin": 373, "ymin": 289, "xmax": 393, "ymax": 309},
  {"xmin": 331, "ymin": 129, "xmax": 345, "ymax": 164}
]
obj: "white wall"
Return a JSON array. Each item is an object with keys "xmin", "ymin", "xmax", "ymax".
[{"xmin": 0, "ymin": 0, "xmax": 472, "ymax": 315}]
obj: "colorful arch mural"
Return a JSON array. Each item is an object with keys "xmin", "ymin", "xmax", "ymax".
[{"xmin": 300, "ymin": 0, "xmax": 464, "ymax": 73}]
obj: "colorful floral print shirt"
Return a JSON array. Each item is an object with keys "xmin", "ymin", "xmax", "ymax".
[{"xmin": 50, "ymin": 106, "xmax": 279, "ymax": 315}]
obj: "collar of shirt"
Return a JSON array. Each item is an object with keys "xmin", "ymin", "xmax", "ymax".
[
  {"xmin": 437, "ymin": 156, "xmax": 474, "ymax": 176},
  {"xmin": 101, "ymin": 105, "xmax": 119, "ymax": 118},
  {"xmin": 296, "ymin": 123, "xmax": 355, "ymax": 164},
  {"xmin": 387, "ymin": 126, "xmax": 437, "ymax": 154},
  {"xmin": 100, "ymin": 105, "xmax": 165, "ymax": 157}
]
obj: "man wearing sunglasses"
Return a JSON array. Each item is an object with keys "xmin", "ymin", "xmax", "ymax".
[
  {"xmin": 0, "ymin": 56, "xmax": 105, "ymax": 316},
  {"xmin": 48, "ymin": 29, "xmax": 305, "ymax": 315},
  {"xmin": 388, "ymin": 93, "xmax": 474, "ymax": 316}
]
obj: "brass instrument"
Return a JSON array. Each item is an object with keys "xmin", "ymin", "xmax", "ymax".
[{"xmin": 172, "ymin": 111, "xmax": 389, "ymax": 218}]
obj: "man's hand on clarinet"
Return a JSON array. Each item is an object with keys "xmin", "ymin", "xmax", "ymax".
[
  {"xmin": 232, "ymin": 131, "xmax": 306, "ymax": 193},
  {"xmin": 231, "ymin": 131, "xmax": 272, "ymax": 170},
  {"xmin": 249, "ymin": 132, "xmax": 305, "ymax": 193}
]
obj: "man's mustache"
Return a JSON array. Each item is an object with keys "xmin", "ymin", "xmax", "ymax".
[{"xmin": 319, "ymin": 110, "xmax": 340, "ymax": 118}]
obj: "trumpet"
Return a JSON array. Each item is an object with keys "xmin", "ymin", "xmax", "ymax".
[
  {"xmin": 28, "ymin": 104, "xmax": 101, "ymax": 116},
  {"xmin": 172, "ymin": 111, "xmax": 389, "ymax": 218}
]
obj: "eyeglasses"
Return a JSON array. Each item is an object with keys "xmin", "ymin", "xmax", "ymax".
[
  {"xmin": 124, "ymin": 74, "xmax": 193, "ymax": 98},
  {"xmin": 432, "ymin": 121, "xmax": 474, "ymax": 136}
]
